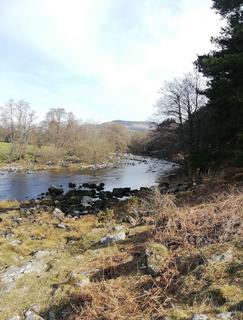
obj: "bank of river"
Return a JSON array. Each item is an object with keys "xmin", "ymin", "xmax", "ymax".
[{"xmin": 0, "ymin": 156, "xmax": 178, "ymax": 201}]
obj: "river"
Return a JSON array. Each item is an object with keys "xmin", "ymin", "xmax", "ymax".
[{"xmin": 0, "ymin": 156, "xmax": 177, "ymax": 201}]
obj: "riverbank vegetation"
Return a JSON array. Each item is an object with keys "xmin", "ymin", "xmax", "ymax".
[
  {"xmin": 0, "ymin": 104, "xmax": 131, "ymax": 168},
  {"xmin": 0, "ymin": 173, "xmax": 242, "ymax": 319}
]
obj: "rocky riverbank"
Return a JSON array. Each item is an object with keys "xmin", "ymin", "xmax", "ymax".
[
  {"xmin": 0, "ymin": 153, "xmax": 146, "ymax": 173},
  {"xmin": 0, "ymin": 170, "xmax": 242, "ymax": 320}
]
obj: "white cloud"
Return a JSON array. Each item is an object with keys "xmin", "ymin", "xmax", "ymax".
[{"xmin": 0, "ymin": 0, "xmax": 221, "ymax": 121}]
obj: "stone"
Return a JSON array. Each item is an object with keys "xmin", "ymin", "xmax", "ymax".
[
  {"xmin": 1, "ymin": 260, "xmax": 46, "ymax": 287},
  {"xmin": 65, "ymin": 271, "xmax": 90, "ymax": 288},
  {"xmin": 81, "ymin": 196, "xmax": 93, "ymax": 208},
  {"xmin": 48, "ymin": 187, "xmax": 64, "ymax": 197},
  {"xmin": 57, "ymin": 222, "xmax": 66, "ymax": 230},
  {"xmin": 33, "ymin": 250, "xmax": 52, "ymax": 259},
  {"xmin": 100, "ymin": 231, "xmax": 126, "ymax": 246},
  {"xmin": 68, "ymin": 182, "xmax": 76, "ymax": 188},
  {"xmin": 9, "ymin": 239, "xmax": 22, "ymax": 246},
  {"xmin": 7, "ymin": 317, "xmax": 21, "ymax": 320},
  {"xmin": 216, "ymin": 312, "xmax": 233, "ymax": 320},
  {"xmin": 52, "ymin": 208, "xmax": 65, "ymax": 221},
  {"xmin": 113, "ymin": 225, "xmax": 124, "ymax": 231},
  {"xmin": 192, "ymin": 314, "xmax": 208, "ymax": 320},
  {"xmin": 48, "ymin": 311, "xmax": 56, "ymax": 320},
  {"xmin": 209, "ymin": 249, "xmax": 234, "ymax": 263},
  {"xmin": 145, "ymin": 242, "xmax": 169, "ymax": 276},
  {"xmin": 24, "ymin": 310, "xmax": 44, "ymax": 320},
  {"xmin": 29, "ymin": 304, "xmax": 41, "ymax": 313}
]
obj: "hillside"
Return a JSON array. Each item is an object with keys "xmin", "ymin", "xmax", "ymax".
[{"xmin": 108, "ymin": 120, "xmax": 152, "ymax": 132}]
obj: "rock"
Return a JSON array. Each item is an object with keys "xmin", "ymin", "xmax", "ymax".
[
  {"xmin": 145, "ymin": 242, "xmax": 169, "ymax": 276},
  {"xmin": 52, "ymin": 208, "xmax": 65, "ymax": 221},
  {"xmin": 216, "ymin": 312, "xmax": 234, "ymax": 320},
  {"xmin": 68, "ymin": 182, "xmax": 76, "ymax": 188},
  {"xmin": 98, "ymin": 191, "xmax": 113, "ymax": 199},
  {"xmin": 24, "ymin": 310, "xmax": 44, "ymax": 320},
  {"xmin": 81, "ymin": 196, "xmax": 93, "ymax": 208},
  {"xmin": 9, "ymin": 239, "xmax": 22, "ymax": 246},
  {"xmin": 192, "ymin": 314, "xmax": 208, "ymax": 320},
  {"xmin": 48, "ymin": 187, "xmax": 64, "ymax": 197},
  {"xmin": 209, "ymin": 249, "xmax": 234, "ymax": 263},
  {"xmin": 113, "ymin": 225, "xmax": 124, "ymax": 231},
  {"xmin": 7, "ymin": 316, "xmax": 21, "ymax": 320},
  {"xmin": 56, "ymin": 222, "xmax": 66, "ymax": 230},
  {"xmin": 48, "ymin": 311, "xmax": 56, "ymax": 320},
  {"xmin": 1, "ymin": 260, "xmax": 46, "ymax": 288},
  {"xmin": 29, "ymin": 304, "xmax": 41, "ymax": 313},
  {"xmin": 112, "ymin": 187, "xmax": 131, "ymax": 198},
  {"xmin": 100, "ymin": 231, "xmax": 126, "ymax": 246},
  {"xmin": 33, "ymin": 250, "xmax": 52, "ymax": 259},
  {"xmin": 65, "ymin": 271, "xmax": 90, "ymax": 288}
]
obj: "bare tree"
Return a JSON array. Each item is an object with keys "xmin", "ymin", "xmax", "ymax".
[
  {"xmin": 155, "ymin": 71, "xmax": 207, "ymax": 178},
  {"xmin": 0, "ymin": 100, "xmax": 36, "ymax": 159}
]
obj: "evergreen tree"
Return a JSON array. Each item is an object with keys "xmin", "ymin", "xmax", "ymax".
[{"xmin": 197, "ymin": 0, "xmax": 243, "ymax": 165}]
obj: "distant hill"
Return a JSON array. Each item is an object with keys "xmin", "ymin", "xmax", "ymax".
[{"xmin": 107, "ymin": 120, "xmax": 152, "ymax": 132}]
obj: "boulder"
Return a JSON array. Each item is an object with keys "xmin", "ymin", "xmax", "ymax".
[
  {"xmin": 112, "ymin": 187, "xmax": 131, "ymax": 198},
  {"xmin": 48, "ymin": 187, "xmax": 64, "ymax": 197},
  {"xmin": 145, "ymin": 242, "xmax": 169, "ymax": 276},
  {"xmin": 96, "ymin": 183, "xmax": 105, "ymax": 191},
  {"xmin": 52, "ymin": 208, "xmax": 65, "ymax": 221},
  {"xmin": 68, "ymin": 182, "xmax": 76, "ymax": 188},
  {"xmin": 100, "ymin": 231, "xmax": 126, "ymax": 246},
  {"xmin": 81, "ymin": 196, "xmax": 93, "ymax": 208},
  {"xmin": 56, "ymin": 222, "xmax": 66, "ymax": 230},
  {"xmin": 24, "ymin": 310, "xmax": 44, "ymax": 320},
  {"xmin": 216, "ymin": 312, "xmax": 234, "ymax": 320},
  {"xmin": 209, "ymin": 249, "xmax": 234, "ymax": 263}
]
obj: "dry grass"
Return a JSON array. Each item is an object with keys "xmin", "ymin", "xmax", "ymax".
[
  {"xmin": 0, "ymin": 184, "xmax": 242, "ymax": 320},
  {"xmin": 153, "ymin": 188, "xmax": 243, "ymax": 250}
]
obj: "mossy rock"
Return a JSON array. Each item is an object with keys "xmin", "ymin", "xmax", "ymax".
[
  {"xmin": 145, "ymin": 242, "xmax": 169, "ymax": 276},
  {"xmin": 207, "ymin": 285, "xmax": 243, "ymax": 306}
]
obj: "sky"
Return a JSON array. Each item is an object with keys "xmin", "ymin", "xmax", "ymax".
[{"xmin": 0, "ymin": 0, "xmax": 221, "ymax": 122}]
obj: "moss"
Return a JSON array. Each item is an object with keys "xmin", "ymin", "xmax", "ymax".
[
  {"xmin": 145, "ymin": 241, "xmax": 169, "ymax": 276},
  {"xmin": 207, "ymin": 285, "xmax": 243, "ymax": 306}
]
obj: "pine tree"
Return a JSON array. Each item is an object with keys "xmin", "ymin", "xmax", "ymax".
[{"xmin": 197, "ymin": 0, "xmax": 243, "ymax": 165}]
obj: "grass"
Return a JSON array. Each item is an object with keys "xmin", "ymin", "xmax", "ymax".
[{"xmin": 0, "ymin": 179, "xmax": 242, "ymax": 319}]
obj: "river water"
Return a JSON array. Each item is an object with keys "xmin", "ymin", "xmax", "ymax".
[{"xmin": 0, "ymin": 157, "xmax": 177, "ymax": 201}]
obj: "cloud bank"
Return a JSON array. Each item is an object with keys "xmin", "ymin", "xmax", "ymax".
[{"xmin": 0, "ymin": 0, "xmax": 221, "ymax": 121}]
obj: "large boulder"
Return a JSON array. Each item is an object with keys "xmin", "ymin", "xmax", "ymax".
[{"xmin": 145, "ymin": 242, "xmax": 169, "ymax": 276}]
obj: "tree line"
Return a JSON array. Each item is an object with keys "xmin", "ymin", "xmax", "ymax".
[{"xmin": 0, "ymin": 102, "xmax": 130, "ymax": 164}]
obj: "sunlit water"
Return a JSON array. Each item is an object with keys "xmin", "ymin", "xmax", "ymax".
[{"xmin": 0, "ymin": 157, "xmax": 177, "ymax": 200}]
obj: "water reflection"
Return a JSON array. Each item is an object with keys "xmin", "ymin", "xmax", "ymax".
[{"xmin": 0, "ymin": 157, "xmax": 176, "ymax": 200}]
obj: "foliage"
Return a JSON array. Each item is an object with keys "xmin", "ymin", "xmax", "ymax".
[{"xmin": 196, "ymin": 0, "xmax": 243, "ymax": 165}]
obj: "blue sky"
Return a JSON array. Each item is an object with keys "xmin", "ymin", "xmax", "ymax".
[{"xmin": 0, "ymin": 0, "xmax": 221, "ymax": 122}]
